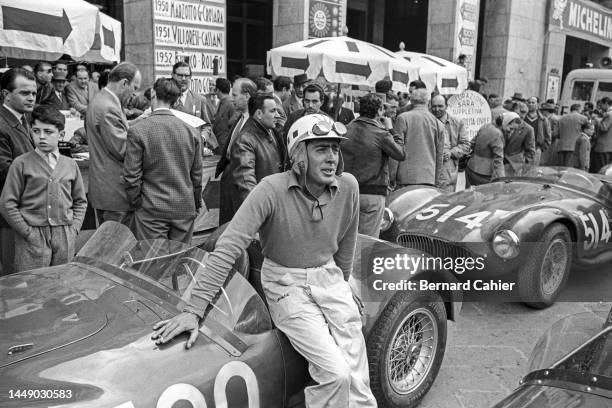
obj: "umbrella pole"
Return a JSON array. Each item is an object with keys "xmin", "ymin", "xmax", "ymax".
[{"xmin": 335, "ymin": 83, "xmax": 342, "ymax": 121}]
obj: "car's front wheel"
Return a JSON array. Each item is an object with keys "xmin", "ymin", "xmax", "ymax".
[
  {"xmin": 517, "ymin": 223, "xmax": 572, "ymax": 309},
  {"xmin": 367, "ymin": 290, "xmax": 447, "ymax": 408}
]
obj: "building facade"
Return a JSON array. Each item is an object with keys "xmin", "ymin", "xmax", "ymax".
[{"xmin": 91, "ymin": 0, "xmax": 612, "ymax": 101}]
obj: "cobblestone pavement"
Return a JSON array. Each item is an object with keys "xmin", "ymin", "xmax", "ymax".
[{"xmin": 420, "ymin": 297, "xmax": 611, "ymax": 408}]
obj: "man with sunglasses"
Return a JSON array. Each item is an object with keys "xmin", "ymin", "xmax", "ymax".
[
  {"xmin": 33, "ymin": 62, "xmax": 53, "ymax": 106},
  {"xmin": 171, "ymin": 61, "xmax": 214, "ymax": 123},
  {"xmin": 153, "ymin": 114, "xmax": 376, "ymax": 407}
]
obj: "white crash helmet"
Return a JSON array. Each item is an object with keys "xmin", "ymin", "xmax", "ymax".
[{"xmin": 286, "ymin": 114, "xmax": 348, "ymax": 158}]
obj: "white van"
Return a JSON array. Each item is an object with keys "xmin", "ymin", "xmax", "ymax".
[{"xmin": 559, "ymin": 68, "xmax": 612, "ymax": 114}]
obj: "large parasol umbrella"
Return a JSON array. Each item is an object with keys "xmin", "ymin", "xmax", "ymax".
[
  {"xmin": 267, "ymin": 36, "xmax": 419, "ymax": 92},
  {"xmin": 0, "ymin": 0, "xmax": 120, "ymax": 62},
  {"xmin": 396, "ymin": 42, "xmax": 468, "ymax": 95}
]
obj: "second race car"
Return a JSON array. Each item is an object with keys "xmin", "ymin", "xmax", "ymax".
[{"xmin": 381, "ymin": 167, "xmax": 612, "ymax": 308}]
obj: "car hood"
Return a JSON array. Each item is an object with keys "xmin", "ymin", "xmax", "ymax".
[
  {"xmin": 397, "ymin": 181, "xmax": 566, "ymax": 241},
  {"xmin": 0, "ymin": 263, "xmax": 161, "ymax": 369}
]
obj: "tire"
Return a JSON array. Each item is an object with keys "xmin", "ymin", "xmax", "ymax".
[
  {"xmin": 518, "ymin": 223, "xmax": 572, "ymax": 309},
  {"xmin": 367, "ymin": 290, "xmax": 447, "ymax": 408}
]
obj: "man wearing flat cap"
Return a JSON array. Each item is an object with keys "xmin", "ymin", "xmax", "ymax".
[{"xmin": 283, "ymin": 73, "xmax": 308, "ymax": 116}]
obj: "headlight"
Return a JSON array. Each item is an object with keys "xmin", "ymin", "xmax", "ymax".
[
  {"xmin": 380, "ymin": 208, "xmax": 394, "ymax": 232},
  {"xmin": 492, "ymin": 230, "xmax": 520, "ymax": 259}
]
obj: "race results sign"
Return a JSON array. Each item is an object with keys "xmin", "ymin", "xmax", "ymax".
[
  {"xmin": 152, "ymin": 0, "xmax": 226, "ymax": 94},
  {"xmin": 447, "ymin": 90, "xmax": 491, "ymax": 141}
]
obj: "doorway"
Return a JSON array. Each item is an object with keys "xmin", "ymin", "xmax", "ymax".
[{"xmin": 383, "ymin": 0, "xmax": 428, "ymax": 52}]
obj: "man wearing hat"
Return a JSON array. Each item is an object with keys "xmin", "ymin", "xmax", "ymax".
[
  {"xmin": 540, "ymin": 102, "xmax": 561, "ymax": 165},
  {"xmin": 152, "ymin": 114, "xmax": 377, "ymax": 407},
  {"xmin": 283, "ymin": 73, "xmax": 308, "ymax": 116},
  {"xmin": 511, "ymin": 92, "xmax": 526, "ymax": 103},
  {"xmin": 42, "ymin": 71, "xmax": 71, "ymax": 111}
]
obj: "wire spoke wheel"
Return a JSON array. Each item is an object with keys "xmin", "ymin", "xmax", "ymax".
[
  {"xmin": 518, "ymin": 223, "xmax": 572, "ymax": 309},
  {"xmin": 386, "ymin": 308, "xmax": 438, "ymax": 394},
  {"xmin": 540, "ymin": 237, "xmax": 569, "ymax": 296}
]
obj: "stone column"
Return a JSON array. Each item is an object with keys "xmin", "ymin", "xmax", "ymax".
[
  {"xmin": 273, "ymin": 0, "xmax": 308, "ymax": 47},
  {"xmin": 427, "ymin": 0, "xmax": 457, "ymax": 62},
  {"xmin": 123, "ymin": 0, "xmax": 155, "ymax": 88},
  {"xmin": 539, "ymin": 31, "xmax": 565, "ymax": 103}
]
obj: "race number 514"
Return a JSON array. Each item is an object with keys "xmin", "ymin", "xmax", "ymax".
[{"xmin": 579, "ymin": 209, "xmax": 611, "ymax": 251}]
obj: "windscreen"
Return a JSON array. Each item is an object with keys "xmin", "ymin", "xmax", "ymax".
[{"xmin": 527, "ymin": 310, "xmax": 611, "ymax": 381}]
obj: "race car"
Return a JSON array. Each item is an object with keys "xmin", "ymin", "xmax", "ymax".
[
  {"xmin": 0, "ymin": 221, "xmax": 461, "ymax": 408},
  {"xmin": 492, "ymin": 306, "xmax": 612, "ymax": 407},
  {"xmin": 381, "ymin": 166, "xmax": 612, "ymax": 308}
]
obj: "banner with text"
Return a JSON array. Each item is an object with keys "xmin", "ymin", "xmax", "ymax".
[
  {"xmin": 453, "ymin": 0, "xmax": 479, "ymax": 79},
  {"xmin": 152, "ymin": 0, "xmax": 226, "ymax": 94},
  {"xmin": 549, "ymin": 0, "xmax": 612, "ymax": 46},
  {"xmin": 448, "ymin": 90, "xmax": 491, "ymax": 141}
]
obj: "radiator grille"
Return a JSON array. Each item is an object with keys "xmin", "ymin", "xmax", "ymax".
[{"xmin": 396, "ymin": 233, "xmax": 473, "ymax": 260}]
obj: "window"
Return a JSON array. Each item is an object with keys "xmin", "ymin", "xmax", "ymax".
[
  {"xmin": 571, "ymin": 80, "xmax": 594, "ymax": 101},
  {"xmin": 596, "ymin": 81, "xmax": 612, "ymax": 102}
]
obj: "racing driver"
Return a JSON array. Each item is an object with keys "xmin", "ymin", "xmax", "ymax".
[{"xmin": 152, "ymin": 114, "xmax": 377, "ymax": 407}]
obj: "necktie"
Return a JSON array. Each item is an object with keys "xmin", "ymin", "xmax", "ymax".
[
  {"xmin": 21, "ymin": 116, "xmax": 29, "ymax": 132},
  {"xmin": 47, "ymin": 153, "xmax": 57, "ymax": 170}
]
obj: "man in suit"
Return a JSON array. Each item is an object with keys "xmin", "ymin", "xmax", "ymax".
[
  {"xmin": 558, "ymin": 103, "xmax": 588, "ymax": 166},
  {"xmin": 594, "ymin": 97, "xmax": 612, "ymax": 172},
  {"xmin": 216, "ymin": 78, "xmax": 257, "ymax": 224},
  {"xmin": 66, "ymin": 70, "xmax": 96, "ymax": 117},
  {"xmin": 0, "ymin": 68, "xmax": 37, "ymax": 275},
  {"xmin": 123, "ymin": 78, "xmax": 203, "ymax": 243},
  {"xmin": 34, "ymin": 62, "xmax": 53, "ymax": 106},
  {"xmin": 172, "ymin": 61, "xmax": 213, "ymax": 123},
  {"xmin": 43, "ymin": 71, "xmax": 71, "ymax": 111},
  {"xmin": 212, "ymin": 77, "xmax": 235, "ymax": 151},
  {"xmin": 87, "ymin": 62, "xmax": 141, "ymax": 227}
]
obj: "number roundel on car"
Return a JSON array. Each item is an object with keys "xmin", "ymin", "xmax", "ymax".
[{"xmin": 415, "ymin": 204, "xmax": 493, "ymax": 230}]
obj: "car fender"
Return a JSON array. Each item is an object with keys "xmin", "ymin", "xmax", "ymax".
[
  {"xmin": 498, "ymin": 207, "xmax": 579, "ymax": 245},
  {"xmin": 354, "ymin": 237, "xmax": 462, "ymax": 337}
]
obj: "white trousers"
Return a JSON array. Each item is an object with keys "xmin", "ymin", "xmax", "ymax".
[{"xmin": 261, "ymin": 258, "xmax": 377, "ymax": 408}]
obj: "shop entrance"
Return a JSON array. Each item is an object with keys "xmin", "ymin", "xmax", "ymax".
[{"xmin": 562, "ymin": 35, "xmax": 609, "ymax": 82}]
